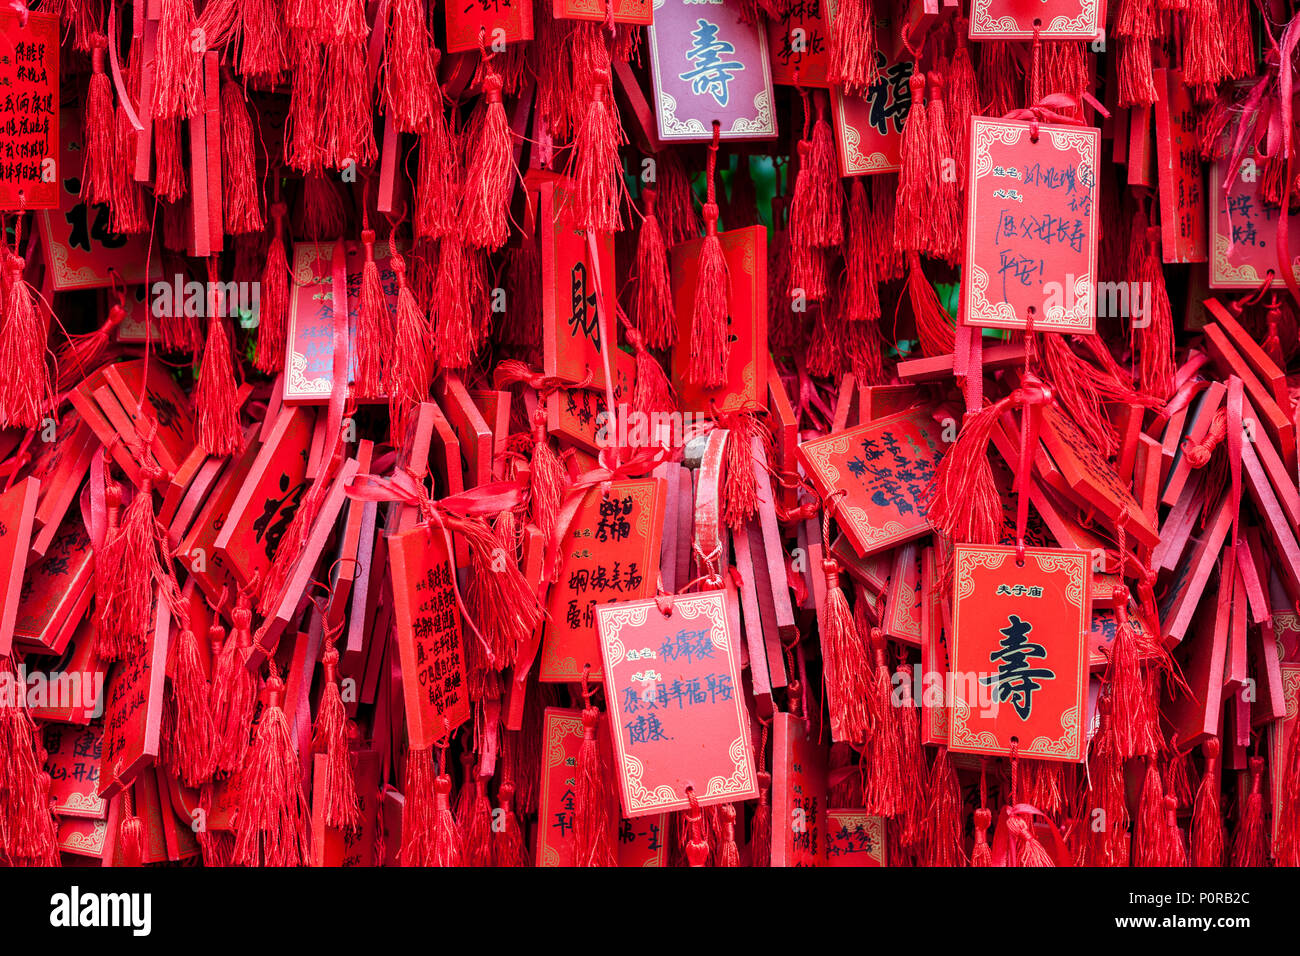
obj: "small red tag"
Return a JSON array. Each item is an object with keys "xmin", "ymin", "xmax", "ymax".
[
  {"xmin": 0, "ymin": 10, "xmax": 59, "ymax": 210},
  {"xmin": 825, "ymin": 809, "xmax": 886, "ymax": 866}
]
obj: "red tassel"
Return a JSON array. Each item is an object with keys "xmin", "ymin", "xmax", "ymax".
[
  {"xmin": 462, "ymin": 62, "xmax": 514, "ymax": 252},
  {"xmin": 237, "ymin": 0, "xmax": 288, "ymax": 82},
  {"xmin": 1117, "ymin": 39, "xmax": 1158, "ymax": 107},
  {"xmin": 689, "ymin": 204, "xmax": 731, "ymax": 389},
  {"xmin": 232, "ymin": 668, "xmax": 312, "ymax": 866},
  {"xmin": 1191, "ymin": 738, "xmax": 1225, "ymax": 867},
  {"xmin": 258, "ymin": 440, "xmax": 343, "ymax": 615},
  {"xmin": 575, "ymin": 697, "xmax": 616, "ymax": 867},
  {"xmin": 322, "ymin": 37, "xmax": 377, "ymax": 170},
  {"xmin": 1006, "ymin": 811, "xmax": 1056, "ymax": 866},
  {"xmin": 415, "ymin": 107, "xmax": 458, "ymax": 241},
  {"xmin": 1039, "ymin": 333, "xmax": 1118, "ymax": 457},
  {"xmin": 254, "ymin": 203, "xmax": 291, "ymax": 374},
  {"xmin": 655, "ymin": 150, "xmax": 700, "ymax": 245},
  {"xmin": 494, "ymin": 781, "xmax": 529, "ymax": 867},
  {"xmin": 153, "ymin": 0, "xmax": 202, "ymax": 120},
  {"xmin": 428, "ymin": 768, "xmax": 463, "ymax": 867},
  {"xmin": 1133, "ymin": 755, "xmax": 1169, "ymax": 866},
  {"xmin": 311, "ymin": 641, "xmax": 361, "ymax": 831},
  {"xmin": 1230, "ymin": 757, "xmax": 1268, "ymax": 867},
  {"xmin": 844, "ymin": 179, "xmax": 880, "ymax": 323},
  {"xmin": 195, "ymin": 315, "xmax": 244, "ymax": 457},
  {"xmin": 81, "ymin": 35, "xmax": 116, "ymax": 206},
  {"xmin": 211, "ymin": 595, "xmax": 258, "ymax": 775},
  {"xmin": 463, "ymin": 777, "xmax": 494, "ymax": 867},
  {"xmin": 1104, "ymin": 597, "xmax": 1161, "ymax": 761},
  {"xmin": 978, "ymin": 41, "xmax": 1023, "ymax": 118},
  {"xmin": 894, "ymin": 74, "xmax": 933, "ymax": 255},
  {"xmin": 0, "ymin": 255, "xmax": 52, "ymax": 430},
  {"xmin": 386, "ymin": 251, "xmax": 432, "ymax": 443},
  {"xmin": 1082, "ymin": 695, "xmax": 1131, "ymax": 866},
  {"xmin": 819, "ymin": 560, "xmax": 872, "ymax": 743},
  {"xmin": 717, "ymin": 804, "xmax": 740, "ymax": 866},
  {"xmin": 170, "ymin": 627, "xmax": 217, "ymax": 787},
  {"xmin": 971, "ymin": 808, "xmax": 993, "ymax": 866},
  {"xmin": 720, "ymin": 411, "xmax": 760, "ymax": 531},
  {"xmin": 0, "ymin": 655, "xmax": 60, "ymax": 865},
  {"xmin": 683, "ymin": 791, "xmax": 710, "ymax": 866},
  {"xmin": 454, "ymin": 513, "xmax": 544, "ymax": 670},
  {"xmin": 1220, "ymin": 0, "xmax": 1253, "ymax": 78},
  {"xmin": 97, "ymin": 470, "xmax": 165, "ymax": 662},
  {"xmin": 400, "ymin": 746, "xmax": 437, "ymax": 866},
  {"xmin": 56, "ymin": 303, "xmax": 125, "ymax": 392},
  {"xmin": 827, "ymin": 0, "xmax": 878, "ymax": 93},
  {"xmin": 923, "ymin": 746, "xmax": 965, "ymax": 866},
  {"xmin": 382, "ymin": 0, "xmax": 439, "ymax": 134},
  {"xmin": 751, "ymin": 770, "xmax": 772, "ymax": 867},
  {"xmin": 632, "ymin": 188, "xmax": 676, "ymax": 349},
  {"xmin": 1183, "ymin": 0, "xmax": 1228, "ymax": 92},
  {"xmin": 894, "ymin": 663, "xmax": 928, "ymax": 848},
  {"xmin": 1166, "ymin": 795, "xmax": 1189, "ymax": 866},
  {"xmin": 628, "ymin": 328, "xmax": 677, "ymax": 418},
  {"xmin": 907, "ymin": 253, "xmax": 957, "ymax": 357},
  {"xmin": 567, "ymin": 68, "xmax": 626, "ymax": 234},
  {"xmin": 788, "ymin": 93, "xmax": 843, "ymax": 251},
  {"xmin": 355, "ymin": 229, "xmax": 392, "ymax": 400},
  {"xmin": 118, "ymin": 785, "xmax": 144, "ymax": 867},
  {"xmin": 153, "ymin": 118, "xmax": 187, "ymax": 203},
  {"xmin": 926, "ymin": 73, "xmax": 962, "ymax": 263},
  {"xmin": 220, "ymin": 74, "xmax": 264, "ymax": 235},
  {"xmin": 925, "ymin": 394, "xmax": 1012, "ymax": 546},
  {"xmin": 862, "ymin": 627, "xmax": 903, "ymax": 818},
  {"xmin": 948, "ymin": 25, "xmax": 979, "ymax": 197}
]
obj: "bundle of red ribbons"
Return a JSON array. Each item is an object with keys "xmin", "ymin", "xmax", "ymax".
[{"xmin": 0, "ymin": 0, "xmax": 1298, "ymax": 868}]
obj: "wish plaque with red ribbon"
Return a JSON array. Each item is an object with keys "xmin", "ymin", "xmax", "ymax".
[{"xmin": 949, "ymin": 544, "xmax": 1091, "ymax": 762}]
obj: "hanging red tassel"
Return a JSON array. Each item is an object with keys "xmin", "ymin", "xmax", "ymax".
[
  {"xmin": 386, "ymin": 251, "xmax": 432, "ymax": 442},
  {"xmin": 787, "ymin": 92, "xmax": 843, "ymax": 252},
  {"xmin": 463, "ymin": 776, "xmax": 495, "ymax": 867},
  {"xmin": 170, "ymin": 625, "xmax": 217, "ymax": 787},
  {"xmin": 827, "ymin": 0, "xmax": 877, "ymax": 93},
  {"xmin": 153, "ymin": 0, "xmax": 202, "ymax": 120},
  {"xmin": 844, "ymin": 179, "xmax": 880, "ymax": 323},
  {"xmin": 971, "ymin": 807, "xmax": 993, "ymax": 866},
  {"xmin": 493, "ymin": 780, "xmax": 529, "ymax": 867},
  {"xmin": 1165, "ymin": 795, "xmax": 1189, "ymax": 866},
  {"xmin": 628, "ymin": 328, "xmax": 677, "ymax": 418},
  {"xmin": 195, "ymin": 313, "xmax": 244, "ymax": 457},
  {"xmin": 97, "ymin": 466, "xmax": 166, "ymax": 662},
  {"xmin": 237, "ymin": 0, "xmax": 289, "ymax": 82},
  {"xmin": 1183, "ymin": 0, "xmax": 1229, "ymax": 92},
  {"xmin": 926, "ymin": 73, "xmax": 962, "ymax": 263},
  {"xmin": 0, "ymin": 254, "xmax": 52, "ymax": 430},
  {"xmin": 574, "ymin": 672, "xmax": 616, "ymax": 867},
  {"xmin": 691, "ymin": 215, "xmax": 731, "ymax": 389},
  {"xmin": 355, "ymin": 228, "xmax": 392, "ymax": 401},
  {"xmin": 922, "ymin": 746, "xmax": 965, "ymax": 866},
  {"xmin": 220, "ymin": 73, "xmax": 264, "ymax": 235},
  {"xmin": 382, "ymin": 0, "xmax": 439, "ymax": 133},
  {"xmin": 462, "ymin": 60, "xmax": 514, "ymax": 252},
  {"xmin": 720, "ymin": 411, "xmax": 761, "ymax": 531},
  {"xmin": 819, "ymin": 557, "xmax": 872, "ymax": 743},
  {"xmin": 311, "ymin": 638, "xmax": 361, "ymax": 832},
  {"xmin": 321, "ymin": 36, "xmax": 377, "ymax": 170},
  {"xmin": 894, "ymin": 74, "xmax": 933, "ymax": 255},
  {"xmin": 717, "ymin": 804, "xmax": 740, "ymax": 866},
  {"xmin": 55, "ymin": 303, "xmax": 125, "ymax": 392},
  {"xmin": 0, "ymin": 655, "xmax": 60, "ymax": 865},
  {"xmin": 948, "ymin": 24, "xmax": 979, "ymax": 197},
  {"xmin": 632, "ymin": 188, "xmax": 676, "ymax": 349},
  {"xmin": 1133, "ymin": 755, "xmax": 1170, "ymax": 866},
  {"xmin": 684, "ymin": 791, "xmax": 711, "ymax": 866},
  {"xmin": 118, "ymin": 784, "xmax": 144, "ymax": 867},
  {"xmin": 894, "ymin": 662, "xmax": 928, "ymax": 849},
  {"xmin": 862, "ymin": 627, "xmax": 903, "ymax": 818},
  {"xmin": 211, "ymin": 592, "xmax": 258, "ymax": 775},
  {"xmin": 751, "ymin": 769, "xmax": 772, "ymax": 867},
  {"xmin": 907, "ymin": 253, "xmax": 957, "ymax": 357},
  {"xmin": 400, "ymin": 745, "xmax": 437, "ymax": 865},
  {"xmin": 81, "ymin": 35, "xmax": 116, "ymax": 206},
  {"xmin": 1230, "ymin": 757, "xmax": 1268, "ymax": 867},
  {"xmin": 567, "ymin": 67, "xmax": 626, "ymax": 234},
  {"xmin": 454, "ymin": 512, "xmax": 544, "ymax": 670},
  {"xmin": 1005, "ymin": 810, "xmax": 1056, "ymax": 866},
  {"xmin": 254, "ymin": 203, "xmax": 291, "ymax": 374},
  {"xmin": 416, "ymin": 105, "xmax": 458, "ymax": 241},
  {"xmin": 258, "ymin": 439, "xmax": 343, "ymax": 615},
  {"xmin": 1104, "ymin": 593, "xmax": 1162, "ymax": 761},
  {"xmin": 925, "ymin": 393, "xmax": 1015, "ymax": 546},
  {"xmin": 1191, "ymin": 738, "xmax": 1225, "ymax": 867},
  {"xmin": 232, "ymin": 667, "xmax": 312, "ymax": 866}
]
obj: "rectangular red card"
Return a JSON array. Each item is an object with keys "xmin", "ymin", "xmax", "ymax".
[
  {"xmin": 541, "ymin": 180, "xmax": 618, "ymax": 391},
  {"xmin": 949, "ymin": 544, "xmax": 1090, "ymax": 762},
  {"xmin": 883, "ymin": 543, "xmax": 923, "ymax": 645},
  {"xmin": 555, "ymin": 0, "xmax": 652, "ymax": 23},
  {"xmin": 536, "ymin": 707, "xmax": 669, "ymax": 866},
  {"xmin": 284, "ymin": 239, "xmax": 401, "ymax": 402},
  {"xmin": 100, "ymin": 359, "xmax": 200, "ymax": 483},
  {"xmin": 595, "ymin": 591, "xmax": 759, "ymax": 816},
  {"xmin": 0, "ymin": 10, "xmax": 59, "ymax": 210},
  {"xmin": 670, "ymin": 224, "xmax": 768, "ymax": 414},
  {"xmin": 766, "ymin": 0, "xmax": 830, "ymax": 88},
  {"xmin": 177, "ymin": 435, "xmax": 262, "ymax": 605},
  {"xmin": 437, "ymin": 373, "xmax": 493, "ymax": 489},
  {"xmin": 445, "ymin": 0, "xmax": 534, "ymax": 54},
  {"xmin": 310, "ymin": 751, "xmax": 380, "ymax": 866},
  {"xmin": 546, "ymin": 356, "xmax": 635, "ymax": 453},
  {"xmin": 1272, "ymin": 664, "xmax": 1300, "ymax": 843},
  {"xmin": 98, "ymin": 590, "xmax": 169, "ymax": 797},
  {"xmin": 44, "ymin": 722, "xmax": 107, "ymax": 819},
  {"xmin": 968, "ymin": 0, "xmax": 1101, "ymax": 37},
  {"xmin": 825, "ymin": 810, "xmax": 886, "ymax": 866},
  {"xmin": 540, "ymin": 478, "xmax": 667, "ymax": 682},
  {"xmin": 1153, "ymin": 68, "xmax": 1208, "ymax": 263},
  {"xmin": 771, "ymin": 711, "xmax": 828, "ymax": 867},
  {"xmin": 37, "ymin": 112, "xmax": 158, "ymax": 289},
  {"xmin": 798, "ymin": 405, "xmax": 945, "ymax": 556},
  {"xmin": 963, "ymin": 117, "xmax": 1100, "ymax": 333},
  {"xmin": 0, "ymin": 476, "xmax": 39, "ymax": 656},
  {"xmin": 1209, "ymin": 138, "xmax": 1300, "ymax": 287},
  {"xmin": 13, "ymin": 510, "xmax": 93, "ymax": 656},
  {"xmin": 388, "ymin": 523, "xmax": 471, "ymax": 749},
  {"xmin": 213, "ymin": 404, "xmax": 314, "ymax": 591},
  {"xmin": 921, "ymin": 545, "xmax": 951, "ymax": 746},
  {"xmin": 829, "ymin": 14, "xmax": 914, "ymax": 175},
  {"xmin": 646, "ymin": 0, "xmax": 777, "ymax": 141}
]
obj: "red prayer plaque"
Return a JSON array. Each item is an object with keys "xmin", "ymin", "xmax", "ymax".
[
  {"xmin": 829, "ymin": 10, "xmax": 914, "ymax": 176},
  {"xmin": 44, "ymin": 722, "xmax": 107, "ymax": 819},
  {"xmin": 1271, "ymin": 664, "xmax": 1300, "ymax": 843},
  {"xmin": 0, "ymin": 11, "xmax": 59, "ymax": 210},
  {"xmin": 967, "ymin": 0, "xmax": 1101, "ymax": 39},
  {"xmin": 310, "ymin": 751, "xmax": 380, "ymax": 867},
  {"xmin": 949, "ymin": 545, "xmax": 1090, "ymax": 762},
  {"xmin": 921, "ymin": 546, "xmax": 951, "ymax": 746},
  {"xmin": 771, "ymin": 711, "xmax": 828, "ymax": 867},
  {"xmin": 555, "ymin": 0, "xmax": 652, "ymax": 23},
  {"xmin": 98, "ymin": 592, "xmax": 169, "ymax": 798},
  {"xmin": 546, "ymin": 354, "xmax": 635, "ymax": 454},
  {"xmin": 445, "ymin": 0, "xmax": 534, "ymax": 54},
  {"xmin": 13, "ymin": 510, "xmax": 93, "ymax": 655},
  {"xmin": 797, "ymin": 405, "xmax": 945, "ymax": 556},
  {"xmin": 540, "ymin": 181, "xmax": 618, "ymax": 391},
  {"xmin": 37, "ymin": 112, "xmax": 158, "ymax": 289},
  {"xmin": 883, "ymin": 543, "xmax": 922, "ymax": 645},
  {"xmin": 646, "ymin": 0, "xmax": 777, "ymax": 142},
  {"xmin": 825, "ymin": 810, "xmax": 886, "ymax": 866},
  {"xmin": 1153, "ymin": 69, "xmax": 1208, "ymax": 264},
  {"xmin": 670, "ymin": 224, "xmax": 768, "ymax": 414},
  {"xmin": 0, "ymin": 476, "xmax": 40, "ymax": 657},
  {"xmin": 1209, "ymin": 151, "xmax": 1300, "ymax": 288},
  {"xmin": 595, "ymin": 591, "xmax": 759, "ymax": 817},
  {"xmin": 766, "ymin": 0, "xmax": 830, "ymax": 88},
  {"xmin": 536, "ymin": 707, "xmax": 669, "ymax": 866},
  {"xmin": 284, "ymin": 239, "xmax": 401, "ymax": 402},
  {"xmin": 540, "ymin": 478, "xmax": 668, "ymax": 682},
  {"xmin": 388, "ymin": 523, "xmax": 471, "ymax": 749},
  {"xmin": 964, "ymin": 117, "xmax": 1100, "ymax": 333}
]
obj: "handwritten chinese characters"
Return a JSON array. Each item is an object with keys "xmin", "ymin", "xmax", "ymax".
[{"xmin": 0, "ymin": 11, "xmax": 59, "ymax": 210}]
